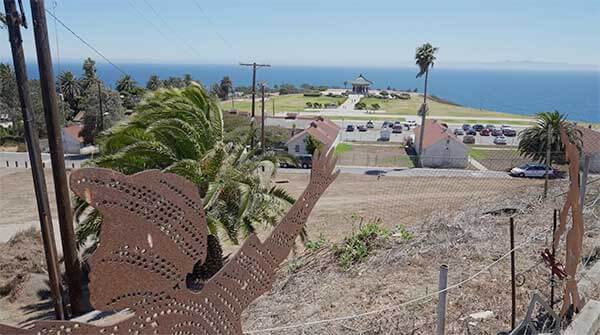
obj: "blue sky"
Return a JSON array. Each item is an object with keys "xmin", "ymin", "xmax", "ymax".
[{"xmin": 2, "ymin": 0, "xmax": 599, "ymax": 68}]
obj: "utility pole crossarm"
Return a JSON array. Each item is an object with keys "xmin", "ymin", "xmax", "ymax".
[{"xmin": 240, "ymin": 61, "xmax": 271, "ymax": 149}]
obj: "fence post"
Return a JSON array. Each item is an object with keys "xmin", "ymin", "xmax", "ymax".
[
  {"xmin": 436, "ymin": 264, "xmax": 449, "ymax": 335},
  {"xmin": 510, "ymin": 217, "xmax": 517, "ymax": 330},
  {"xmin": 15, "ymin": 161, "xmax": 18, "ymax": 168}
]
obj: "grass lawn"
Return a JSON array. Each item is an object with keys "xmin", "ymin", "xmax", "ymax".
[
  {"xmin": 336, "ymin": 143, "xmax": 413, "ymax": 168},
  {"xmin": 359, "ymin": 96, "xmax": 533, "ymax": 120},
  {"xmin": 335, "ymin": 143, "xmax": 353, "ymax": 155},
  {"xmin": 468, "ymin": 147, "xmax": 526, "ymax": 171},
  {"xmin": 221, "ymin": 94, "xmax": 347, "ymax": 114}
]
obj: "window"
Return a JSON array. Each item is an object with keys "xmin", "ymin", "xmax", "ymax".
[{"xmin": 295, "ymin": 144, "xmax": 300, "ymax": 153}]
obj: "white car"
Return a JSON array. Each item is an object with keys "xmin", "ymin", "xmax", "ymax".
[
  {"xmin": 510, "ymin": 164, "xmax": 555, "ymax": 178},
  {"xmin": 405, "ymin": 120, "xmax": 417, "ymax": 128},
  {"xmin": 493, "ymin": 136, "xmax": 507, "ymax": 145}
]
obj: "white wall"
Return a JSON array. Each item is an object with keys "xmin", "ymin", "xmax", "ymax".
[
  {"xmin": 421, "ymin": 139, "xmax": 468, "ymax": 168},
  {"xmin": 287, "ymin": 133, "xmax": 308, "ymax": 156},
  {"xmin": 61, "ymin": 130, "xmax": 82, "ymax": 155}
]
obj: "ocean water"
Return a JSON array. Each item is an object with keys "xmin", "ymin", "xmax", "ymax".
[{"xmin": 26, "ymin": 63, "xmax": 600, "ymax": 122}]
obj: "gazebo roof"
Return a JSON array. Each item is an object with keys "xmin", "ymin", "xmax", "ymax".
[{"xmin": 350, "ymin": 74, "xmax": 372, "ymax": 86}]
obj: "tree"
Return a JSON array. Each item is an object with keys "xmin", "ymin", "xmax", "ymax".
[
  {"xmin": 219, "ymin": 76, "xmax": 233, "ymax": 100},
  {"xmin": 75, "ymin": 83, "xmax": 295, "ymax": 256},
  {"xmin": 183, "ymin": 74, "xmax": 194, "ymax": 86},
  {"xmin": 58, "ymin": 71, "xmax": 82, "ymax": 113},
  {"xmin": 164, "ymin": 76, "xmax": 185, "ymax": 88},
  {"xmin": 518, "ymin": 111, "xmax": 581, "ymax": 165},
  {"xmin": 343, "ymin": 81, "xmax": 348, "ymax": 90},
  {"xmin": 115, "ymin": 74, "xmax": 137, "ymax": 93},
  {"xmin": 414, "ymin": 43, "xmax": 438, "ymax": 162},
  {"xmin": 79, "ymin": 83, "xmax": 125, "ymax": 144},
  {"xmin": 0, "ymin": 63, "xmax": 20, "ymax": 133},
  {"xmin": 305, "ymin": 135, "xmax": 323, "ymax": 155},
  {"xmin": 146, "ymin": 74, "xmax": 162, "ymax": 91},
  {"xmin": 81, "ymin": 57, "xmax": 99, "ymax": 91}
]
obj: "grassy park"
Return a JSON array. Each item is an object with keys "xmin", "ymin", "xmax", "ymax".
[{"xmin": 221, "ymin": 94, "xmax": 347, "ymax": 114}]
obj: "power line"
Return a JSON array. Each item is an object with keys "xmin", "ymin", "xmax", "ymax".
[
  {"xmin": 190, "ymin": 0, "xmax": 235, "ymax": 51},
  {"xmin": 139, "ymin": 0, "xmax": 204, "ymax": 59},
  {"xmin": 44, "ymin": 9, "xmax": 127, "ymax": 76}
]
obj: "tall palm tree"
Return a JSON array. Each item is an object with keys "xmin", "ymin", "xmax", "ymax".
[
  {"xmin": 58, "ymin": 71, "xmax": 82, "ymax": 111},
  {"xmin": 75, "ymin": 83, "xmax": 295, "ymax": 250},
  {"xmin": 146, "ymin": 74, "xmax": 162, "ymax": 91},
  {"xmin": 415, "ymin": 43, "xmax": 439, "ymax": 162},
  {"xmin": 518, "ymin": 110, "xmax": 581, "ymax": 165},
  {"xmin": 115, "ymin": 74, "xmax": 137, "ymax": 93}
]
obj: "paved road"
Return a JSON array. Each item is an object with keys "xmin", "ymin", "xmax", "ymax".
[{"xmin": 280, "ymin": 166, "xmax": 513, "ymax": 179}]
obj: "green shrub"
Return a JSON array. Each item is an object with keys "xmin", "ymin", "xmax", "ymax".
[
  {"xmin": 371, "ymin": 103, "xmax": 381, "ymax": 110},
  {"xmin": 305, "ymin": 102, "xmax": 313, "ymax": 108},
  {"xmin": 303, "ymin": 91, "xmax": 322, "ymax": 97},
  {"xmin": 394, "ymin": 224, "xmax": 414, "ymax": 240},
  {"xmin": 355, "ymin": 102, "xmax": 367, "ymax": 110},
  {"xmin": 305, "ymin": 233, "xmax": 328, "ymax": 251},
  {"xmin": 333, "ymin": 218, "xmax": 389, "ymax": 270}
]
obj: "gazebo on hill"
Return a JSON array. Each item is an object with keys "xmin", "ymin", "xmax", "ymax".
[{"xmin": 350, "ymin": 74, "xmax": 373, "ymax": 94}]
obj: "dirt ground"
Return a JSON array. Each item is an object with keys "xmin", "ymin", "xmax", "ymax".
[
  {"xmin": 336, "ymin": 144, "xmax": 413, "ymax": 168},
  {"xmin": 0, "ymin": 168, "xmax": 598, "ymax": 334}
]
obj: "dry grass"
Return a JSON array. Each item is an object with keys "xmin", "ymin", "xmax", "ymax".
[{"xmin": 241, "ymin": 180, "xmax": 600, "ymax": 334}]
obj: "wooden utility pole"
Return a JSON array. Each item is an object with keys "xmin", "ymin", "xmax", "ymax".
[
  {"xmin": 30, "ymin": 0, "xmax": 86, "ymax": 316},
  {"xmin": 544, "ymin": 127, "xmax": 552, "ymax": 198},
  {"xmin": 272, "ymin": 98, "xmax": 275, "ymax": 116},
  {"xmin": 510, "ymin": 217, "xmax": 516, "ymax": 329},
  {"xmin": 240, "ymin": 62, "xmax": 270, "ymax": 148},
  {"xmin": 4, "ymin": 0, "xmax": 65, "ymax": 320},
  {"xmin": 260, "ymin": 83, "xmax": 266, "ymax": 151},
  {"xmin": 97, "ymin": 81, "xmax": 104, "ymax": 132}
]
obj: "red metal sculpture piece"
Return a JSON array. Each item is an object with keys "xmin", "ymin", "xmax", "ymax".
[
  {"xmin": 0, "ymin": 149, "xmax": 339, "ymax": 335},
  {"xmin": 553, "ymin": 126, "xmax": 584, "ymax": 316}
]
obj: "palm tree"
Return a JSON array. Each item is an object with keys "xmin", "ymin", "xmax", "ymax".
[
  {"xmin": 219, "ymin": 76, "xmax": 233, "ymax": 100},
  {"xmin": 183, "ymin": 74, "xmax": 194, "ymax": 86},
  {"xmin": 58, "ymin": 71, "xmax": 82, "ymax": 112},
  {"xmin": 75, "ymin": 83, "xmax": 295, "ymax": 250},
  {"xmin": 146, "ymin": 74, "xmax": 162, "ymax": 91},
  {"xmin": 115, "ymin": 74, "xmax": 137, "ymax": 93},
  {"xmin": 518, "ymin": 110, "xmax": 581, "ymax": 165},
  {"xmin": 414, "ymin": 43, "xmax": 439, "ymax": 162}
]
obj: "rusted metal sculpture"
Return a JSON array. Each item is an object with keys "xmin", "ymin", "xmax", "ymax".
[
  {"xmin": 0, "ymin": 149, "xmax": 339, "ymax": 335},
  {"xmin": 553, "ymin": 126, "xmax": 584, "ymax": 316}
]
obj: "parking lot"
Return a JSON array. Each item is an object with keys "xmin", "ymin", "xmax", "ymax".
[{"xmin": 266, "ymin": 118, "xmax": 524, "ymax": 146}]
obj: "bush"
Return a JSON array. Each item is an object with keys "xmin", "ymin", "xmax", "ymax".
[
  {"xmin": 371, "ymin": 103, "xmax": 381, "ymax": 110},
  {"xmin": 305, "ymin": 102, "xmax": 313, "ymax": 108},
  {"xmin": 380, "ymin": 91, "xmax": 389, "ymax": 96},
  {"xmin": 305, "ymin": 234, "xmax": 328, "ymax": 251},
  {"xmin": 355, "ymin": 102, "xmax": 367, "ymax": 110},
  {"xmin": 303, "ymin": 91, "xmax": 322, "ymax": 97},
  {"xmin": 333, "ymin": 218, "xmax": 389, "ymax": 270}
]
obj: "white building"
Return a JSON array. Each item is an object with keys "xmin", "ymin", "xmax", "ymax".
[
  {"xmin": 414, "ymin": 119, "xmax": 469, "ymax": 168},
  {"xmin": 580, "ymin": 126, "xmax": 600, "ymax": 173},
  {"xmin": 286, "ymin": 117, "xmax": 340, "ymax": 156},
  {"xmin": 61, "ymin": 125, "xmax": 85, "ymax": 155}
]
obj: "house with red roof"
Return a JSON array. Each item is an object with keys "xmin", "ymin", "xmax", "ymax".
[
  {"xmin": 414, "ymin": 119, "xmax": 469, "ymax": 168},
  {"xmin": 61, "ymin": 125, "xmax": 85, "ymax": 154},
  {"xmin": 579, "ymin": 126, "xmax": 600, "ymax": 173},
  {"xmin": 286, "ymin": 117, "xmax": 340, "ymax": 156}
]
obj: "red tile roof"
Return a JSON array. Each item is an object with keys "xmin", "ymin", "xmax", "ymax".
[
  {"xmin": 414, "ymin": 119, "xmax": 465, "ymax": 150},
  {"xmin": 287, "ymin": 117, "xmax": 340, "ymax": 147},
  {"xmin": 63, "ymin": 125, "xmax": 84, "ymax": 143},
  {"xmin": 579, "ymin": 126, "xmax": 600, "ymax": 155}
]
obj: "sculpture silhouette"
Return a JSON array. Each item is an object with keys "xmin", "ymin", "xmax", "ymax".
[
  {"xmin": 553, "ymin": 126, "xmax": 584, "ymax": 316},
  {"xmin": 0, "ymin": 149, "xmax": 339, "ymax": 335}
]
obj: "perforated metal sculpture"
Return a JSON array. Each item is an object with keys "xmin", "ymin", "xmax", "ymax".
[
  {"xmin": 0, "ymin": 149, "xmax": 339, "ymax": 335},
  {"xmin": 553, "ymin": 126, "xmax": 584, "ymax": 316}
]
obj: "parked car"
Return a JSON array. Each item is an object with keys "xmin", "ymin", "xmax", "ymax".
[
  {"xmin": 382, "ymin": 121, "xmax": 393, "ymax": 128},
  {"xmin": 392, "ymin": 125, "xmax": 403, "ymax": 133},
  {"xmin": 493, "ymin": 136, "xmax": 507, "ymax": 145},
  {"xmin": 379, "ymin": 128, "xmax": 391, "ymax": 141},
  {"xmin": 491, "ymin": 129, "xmax": 503, "ymax": 136},
  {"xmin": 502, "ymin": 128, "xmax": 517, "ymax": 137},
  {"xmin": 346, "ymin": 125, "xmax": 355, "ymax": 132},
  {"xmin": 280, "ymin": 155, "xmax": 312, "ymax": 169},
  {"xmin": 454, "ymin": 128, "xmax": 465, "ymax": 136},
  {"xmin": 485, "ymin": 124, "xmax": 496, "ymax": 130},
  {"xmin": 394, "ymin": 121, "xmax": 402, "ymax": 127},
  {"xmin": 405, "ymin": 120, "xmax": 417, "ymax": 128},
  {"xmin": 510, "ymin": 164, "xmax": 555, "ymax": 178},
  {"xmin": 466, "ymin": 128, "xmax": 477, "ymax": 136},
  {"xmin": 463, "ymin": 135, "xmax": 475, "ymax": 144},
  {"xmin": 462, "ymin": 124, "xmax": 471, "ymax": 131},
  {"xmin": 366, "ymin": 120, "xmax": 374, "ymax": 128},
  {"xmin": 357, "ymin": 125, "xmax": 368, "ymax": 132},
  {"xmin": 472, "ymin": 124, "xmax": 485, "ymax": 132},
  {"xmin": 480, "ymin": 128, "xmax": 491, "ymax": 136}
]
